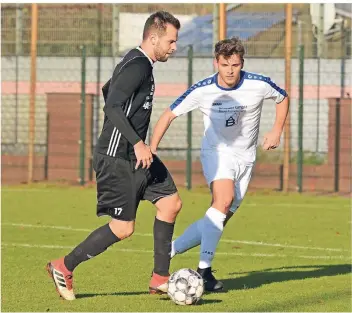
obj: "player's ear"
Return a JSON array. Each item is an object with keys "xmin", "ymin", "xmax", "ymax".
[
  {"xmin": 241, "ymin": 58, "xmax": 244, "ymax": 69},
  {"xmin": 150, "ymin": 32, "xmax": 158, "ymax": 46},
  {"xmin": 213, "ymin": 58, "xmax": 219, "ymax": 70}
]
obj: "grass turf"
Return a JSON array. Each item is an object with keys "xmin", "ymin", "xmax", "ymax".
[{"xmin": 1, "ymin": 184, "xmax": 351, "ymax": 312}]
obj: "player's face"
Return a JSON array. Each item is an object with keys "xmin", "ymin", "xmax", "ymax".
[
  {"xmin": 216, "ymin": 54, "xmax": 243, "ymax": 88},
  {"xmin": 154, "ymin": 23, "xmax": 178, "ymax": 62}
]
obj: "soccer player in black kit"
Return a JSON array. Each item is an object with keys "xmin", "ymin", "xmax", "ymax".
[{"xmin": 46, "ymin": 11, "xmax": 182, "ymax": 300}]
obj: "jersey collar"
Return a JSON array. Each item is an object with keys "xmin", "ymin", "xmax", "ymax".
[
  {"xmin": 215, "ymin": 70, "xmax": 245, "ymax": 91},
  {"xmin": 136, "ymin": 46, "xmax": 154, "ymax": 67}
]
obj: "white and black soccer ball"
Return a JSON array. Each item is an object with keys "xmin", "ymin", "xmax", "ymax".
[{"xmin": 167, "ymin": 268, "xmax": 204, "ymax": 305}]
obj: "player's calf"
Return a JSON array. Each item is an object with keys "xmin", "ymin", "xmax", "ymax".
[{"xmin": 149, "ymin": 217, "xmax": 175, "ymax": 295}]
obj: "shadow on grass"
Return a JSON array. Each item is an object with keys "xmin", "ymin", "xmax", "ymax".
[
  {"xmin": 76, "ymin": 291, "xmax": 149, "ymax": 298},
  {"xmin": 75, "ymin": 264, "xmax": 350, "ymax": 300},
  {"xmin": 223, "ymin": 264, "xmax": 352, "ymax": 291},
  {"xmin": 77, "ymin": 292, "xmax": 223, "ymax": 304}
]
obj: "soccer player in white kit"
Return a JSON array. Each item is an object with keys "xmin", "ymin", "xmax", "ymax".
[{"xmin": 150, "ymin": 37, "xmax": 289, "ymax": 291}]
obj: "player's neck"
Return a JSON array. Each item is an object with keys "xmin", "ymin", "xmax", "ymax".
[
  {"xmin": 217, "ymin": 73, "xmax": 241, "ymax": 89},
  {"xmin": 139, "ymin": 43, "xmax": 157, "ymax": 63}
]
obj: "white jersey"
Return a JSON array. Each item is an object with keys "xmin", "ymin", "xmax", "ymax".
[{"xmin": 170, "ymin": 71, "xmax": 287, "ymax": 164}]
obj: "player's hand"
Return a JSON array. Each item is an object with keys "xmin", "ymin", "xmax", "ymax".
[
  {"xmin": 134, "ymin": 141, "xmax": 153, "ymax": 169},
  {"xmin": 262, "ymin": 130, "xmax": 282, "ymax": 150}
]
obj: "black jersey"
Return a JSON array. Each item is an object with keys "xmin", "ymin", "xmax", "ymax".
[{"xmin": 96, "ymin": 47, "xmax": 155, "ymax": 160}]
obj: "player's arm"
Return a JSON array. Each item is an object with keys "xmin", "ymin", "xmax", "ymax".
[
  {"xmin": 104, "ymin": 60, "xmax": 153, "ymax": 168},
  {"xmin": 272, "ymin": 96, "xmax": 289, "ymax": 133},
  {"xmin": 262, "ymin": 79, "xmax": 289, "ymax": 150},
  {"xmin": 150, "ymin": 86, "xmax": 201, "ymax": 154},
  {"xmin": 104, "ymin": 61, "xmax": 148, "ymax": 145},
  {"xmin": 150, "ymin": 108, "xmax": 177, "ymax": 154}
]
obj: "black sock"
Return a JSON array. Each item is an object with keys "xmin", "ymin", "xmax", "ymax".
[
  {"xmin": 153, "ymin": 217, "xmax": 175, "ymax": 276},
  {"xmin": 64, "ymin": 224, "xmax": 120, "ymax": 272}
]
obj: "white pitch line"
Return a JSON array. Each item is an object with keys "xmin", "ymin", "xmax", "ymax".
[
  {"xmin": 220, "ymin": 239, "xmax": 347, "ymax": 252},
  {"xmin": 2, "ymin": 223, "xmax": 97, "ymax": 234},
  {"xmin": 2, "ymin": 189, "xmax": 75, "ymax": 193},
  {"xmin": 2, "ymin": 243, "xmax": 74, "ymax": 250},
  {"xmin": 1, "ymin": 242, "xmax": 350, "ymax": 261},
  {"xmin": 244, "ymin": 202, "xmax": 350, "ymax": 209},
  {"xmin": 0, "ymin": 242, "xmax": 153, "ymax": 253},
  {"xmin": 1, "ymin": 222, "xmax": 153, "ymax": 236},
  {"xmin": 2, "ymin": 222, "xmax": 349, "ymax": 253}
]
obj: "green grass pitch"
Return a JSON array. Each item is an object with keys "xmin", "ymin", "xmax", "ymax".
[{"xmin": 1, "ymin": 184, "xmax": 351, "ymax": 312}]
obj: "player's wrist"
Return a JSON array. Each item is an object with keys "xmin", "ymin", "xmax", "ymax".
[
  {"xmin": 133, "ymin": 140, "xmax": 144, "ymax": 149},
  {"xmin": 272, "ymin": 125, "xmax": 283, "ymax": 134}
]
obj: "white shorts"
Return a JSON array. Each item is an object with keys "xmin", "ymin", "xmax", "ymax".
[{"xmin": 200, "ymin": 150, "xmax": 254, "ymax": 213}]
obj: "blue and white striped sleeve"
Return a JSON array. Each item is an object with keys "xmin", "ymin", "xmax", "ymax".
[
  {"xmin": 264, "ymin": 78, "xmax": 288, "ymax": 104},
  {"xmin": 170, "ymin": 85, "xmax": 202, "ymax": 117}
]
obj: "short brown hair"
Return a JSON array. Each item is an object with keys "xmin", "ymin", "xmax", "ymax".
[
  {"xmin": 214, "ymin": 37, "xmax": 245, "ymax": 61},
  {"xmin": 143, "ymin": 11, "xmax": 181, "ymax": 40}
]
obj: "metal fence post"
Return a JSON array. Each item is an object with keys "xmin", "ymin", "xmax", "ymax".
[
  {"xmin": 334, "ymin": 98, "xmax": 341, "ymax": 192},
  {"xmin": 80, "ymin": 45, "xmax": 86, "ymax": 186},
  {"xmin": 28, "ymin": 3, "xmax": 38, "ymax": 183},
  {"xmin": 15, "ymin": 3, "xmax": 23, "ymax": 144},
  {"xmin": 340, "ymin": 18, "xmax": 346, "ymax": 99},
  {"xmin": 186, "ymin": 45, "xmax": 193, "ymax": 190},
  {"xmin": 44, "ymin": 112, "xmax": 50, "ymax": 180},
  {"xmin": 297, "ymin": 44, "xmax": 304, "ymax": 193},
  {"xmin": 283, "ymin": 3, "xmax": 292, "ymax": 192},
  {"xmin": 95, "ymin": 3, "xmax": 102, "ymax": 141}
]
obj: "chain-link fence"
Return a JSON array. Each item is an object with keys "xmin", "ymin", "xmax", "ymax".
[{"xmin": 1, "ymin": 3, "xmax": 351, "ymax": 193}]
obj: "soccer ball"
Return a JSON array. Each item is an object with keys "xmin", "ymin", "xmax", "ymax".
[{"xmin": 167, "ymin": 268, "xmax": 204, "ymax": 305}]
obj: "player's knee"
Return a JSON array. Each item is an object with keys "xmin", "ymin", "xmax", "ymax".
[
  {"xmin": 156, "ymin": 194, "xmax": 182, "ymax": 222},
  {"xmin": 213, "ymin": 196, "xmax": 234, "ymax": 212},
  {"xmin": 224, "ymin": 196, "xmax": 234, "ymax": 209},
  {"xmin": 174, "ymin": 197, "xmax": 183, "ymax": 214},
  {"xmin": 167, "ymin": 197, "xmax": 182, "ymax": 220},
  {"xmin": 109, "ymin": 220, "xmax": 134, "ymax": 240},
  {"xmin": 119, "ymin": 227, "xmax": 134, "ymax": 240},
  {"xmin": 112, "ymin": 226, "xmax": 134, "ymax": 240}
]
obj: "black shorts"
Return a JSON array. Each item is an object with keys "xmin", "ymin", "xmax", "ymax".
[{"xmin": 93, "ymin": 152, "xmax": 178, "ymax": 221}]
